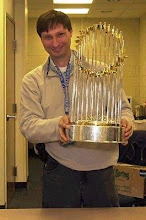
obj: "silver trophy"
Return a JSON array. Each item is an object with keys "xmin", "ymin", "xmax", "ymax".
[{"xmin": 69, "ymin": 22, "xmax": 126, "ymax": 143}]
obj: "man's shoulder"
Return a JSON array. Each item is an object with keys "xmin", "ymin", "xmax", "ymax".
[{"xmin": 26, "ymin": 65, "xmax": 43, "ymax": 77}]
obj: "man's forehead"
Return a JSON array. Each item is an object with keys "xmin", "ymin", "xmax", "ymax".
[
  {"xmin": 48, "ymin": 23, "xmax": 65, "ymax": 31},
  {"xmin": 41, "ymin": 24, "xmax": 69, "ymax": 35}
]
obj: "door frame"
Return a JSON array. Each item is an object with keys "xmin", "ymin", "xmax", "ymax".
[{"xmin": 5, "ymin": 13, "xmax": 16, "ymax": 207}]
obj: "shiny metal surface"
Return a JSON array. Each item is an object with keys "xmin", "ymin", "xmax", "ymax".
[
  {"xmin": 69, "ymin": 125, "xmax": 125, "ymax": 143},
  {"xmin": 6, "ymin": 114, "xmax": 16, "ymax": 121}
]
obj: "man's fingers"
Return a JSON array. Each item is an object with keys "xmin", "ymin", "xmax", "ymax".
[
  {"xmin": 121, "ymin": 118, "xmax": 133, "ymax": 144},
  {"xmin": 63, "ymin": 115, "xmax": 70, "ymax": 124},
  {"xmin": 59, "ymin": 127, "xmax": 69, "ymax": 142},
  {"xmin": 58, "ymin": 115, "xmax": 70, "ymax": 129},
  {"xmin": 58, "ymin": 115, "xmax": 70, "ymax": 143}
]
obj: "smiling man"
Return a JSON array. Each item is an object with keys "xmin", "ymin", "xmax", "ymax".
[
  {"xmin": 40, "ymin": 23, "xmax": 72, "ymax": 66},
  {"xmin": 20, "ymin": 10, "xmax": 134, "ymax": 208}
]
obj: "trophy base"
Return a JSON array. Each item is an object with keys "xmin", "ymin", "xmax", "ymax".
[{"xmin": 69, "ymin": 125, "xmax": 125, "ymax": 143}]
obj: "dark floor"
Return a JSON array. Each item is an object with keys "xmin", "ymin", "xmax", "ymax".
[
  {"xmin": 8, "ymin": 150, "xmax": 44, "ymax": 209},
  {"xmin": 8, "ymin": 149, "xmax": 146, "ymax": 209}
]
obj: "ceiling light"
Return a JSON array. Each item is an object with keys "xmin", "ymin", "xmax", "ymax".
[
  {"xmin": 54, "ymin": 0, "xmax": 93, "ymax": 3},
  {"xmin": 55, "ymin": 8, "xmax": 89, "ymax": 14}
]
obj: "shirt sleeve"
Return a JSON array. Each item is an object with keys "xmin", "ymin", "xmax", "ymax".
[
  {"xmin": 19, "ymin": 72, "xmax": 62, "ymax": 144},
  {"xmin": 121, "ymin": 89, "xmax": 134, "ymax": 127}
]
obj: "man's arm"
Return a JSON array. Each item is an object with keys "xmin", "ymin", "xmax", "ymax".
[
  {"xmin": 20, "ymin": 72, "xmax": 62, "ymax": 144},
  {"xmin": 121, "ymin": 89, "xmax": 134, "ymax": 145}
]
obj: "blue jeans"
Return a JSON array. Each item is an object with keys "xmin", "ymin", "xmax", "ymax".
[{"xmin": 42, "ymin": 154, "xmax": 119, "ymax": 208}]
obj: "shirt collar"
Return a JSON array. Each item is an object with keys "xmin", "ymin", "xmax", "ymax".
[{"xmin": 45, "ymin": 50, "xmax": 75, "ymax": 77}]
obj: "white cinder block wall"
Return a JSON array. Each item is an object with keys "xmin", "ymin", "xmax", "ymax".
[
  {"xmin": 140, "ymin": 14, "xmax": 146, "ymax": 105},
  {"xmin": 28, "ymin": 17, "xmax": 146, "ymax": 113}
]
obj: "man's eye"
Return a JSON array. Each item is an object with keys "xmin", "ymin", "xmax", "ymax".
[
  {"xmin": 44, "ymin": 36, "xmax": 51, "ymax": 39},
  {"xmin": 58, "ymin": 33, "xmax": 64, "ymax": 37}
]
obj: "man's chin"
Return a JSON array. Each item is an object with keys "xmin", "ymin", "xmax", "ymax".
[{"xmin": 52, "ymin": 51, "xmax": 65, "ymax": 58}]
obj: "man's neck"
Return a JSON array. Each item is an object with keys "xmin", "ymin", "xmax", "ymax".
[{"xmin": 51, "ymin": 51, "xmax": 71, "ymax": 67}]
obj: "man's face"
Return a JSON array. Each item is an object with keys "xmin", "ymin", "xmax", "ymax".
[{"xmin": 41, "ymin": 23, "xmax": 72, "ymax": 60}]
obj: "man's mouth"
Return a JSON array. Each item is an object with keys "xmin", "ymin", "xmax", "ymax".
[{"xmin": 52, "ymin": 47, "xmax": 63, "ymax": 53}]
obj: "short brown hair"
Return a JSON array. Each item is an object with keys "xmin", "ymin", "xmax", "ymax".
[{"xmin": 36, "ymin": 10, "xmax": 72, "ymax": 37}]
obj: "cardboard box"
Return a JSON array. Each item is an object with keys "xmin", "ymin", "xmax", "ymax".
[
  {"xmin": 134, "ymin": 120, "xmax": 146, "ymax": 130},
  {"xmin": 114, "ymin": 163, "xmax": 146, "ymax": 198}
]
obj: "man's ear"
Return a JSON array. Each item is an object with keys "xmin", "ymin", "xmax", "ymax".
[{"xmin": 70, "ymin": 30, "xmax": 73, "ymax": 37}]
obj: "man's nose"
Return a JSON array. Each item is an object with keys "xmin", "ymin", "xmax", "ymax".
[{"xmin": 52, "ymin": 37, "xmax": 59, "ymax": 47}]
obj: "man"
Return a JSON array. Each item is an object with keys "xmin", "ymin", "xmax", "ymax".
[{"xmin": 20, "ymin": 10, "xmax": 134, "ymax": 208}]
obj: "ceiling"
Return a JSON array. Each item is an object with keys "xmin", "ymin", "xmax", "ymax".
[{"xmin": 28, "ymin": 0, "xmax": 146, "ymax": 19}]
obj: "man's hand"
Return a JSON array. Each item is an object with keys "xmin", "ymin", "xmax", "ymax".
[
  {"xmin": 58, "ymin": 115, "xmax": 70, "ymax": 143},
  {"xmin": 121, "ymin": 118, "xmax": 133, "ymax": 145}
]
